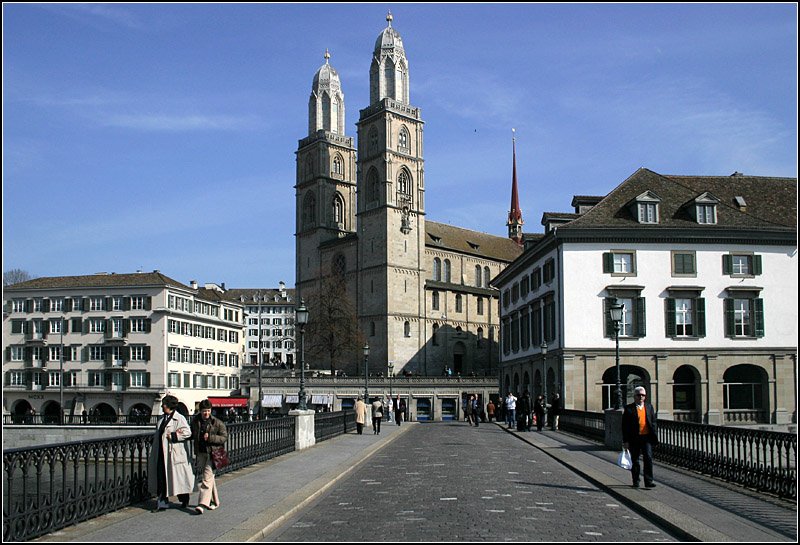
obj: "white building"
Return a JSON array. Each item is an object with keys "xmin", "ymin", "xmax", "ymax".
[
  {"xmin": 3, "ymin": 271, "xmax": 246, "ymax": 421},
  {"xmin": 494, "ymin": 169, "xmax": 797, "ymax": 426}
]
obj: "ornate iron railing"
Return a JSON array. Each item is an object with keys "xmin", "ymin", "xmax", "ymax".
[
  {"xmin": 559, "ymin": 409, "xmax": 606, "ymax": 442},
  {"xmin": 3, "ymin": 414, "xmax": 161, "ymax": 426},
  {"xmin": 314, "ymin": 410, "xmax": 355, "ymax": 442},
  {"xmin": 657, "ymin": 420, "xmax": 796, "ymax": 500},
  {"xmin": 3, "ymin": 415, "xmax": 297, "ymax": 542}
]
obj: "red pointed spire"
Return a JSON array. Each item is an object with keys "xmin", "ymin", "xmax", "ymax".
[{"xmin": 507, "ymin": 130, "xmax": 524, "ymax": 244}]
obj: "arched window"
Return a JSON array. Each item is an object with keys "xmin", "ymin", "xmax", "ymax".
[
  {"xmin": 475, "ymin": 265, "xmax": 482, "ymax": 287},
  {"xmin": 433, "ymin": 258, "xmax": 442, "ymax": 281},
  {"xmin": 332, "ymin": 194, "xmax": 344, "ymax": 225},
  {"xmin": 332, "ymin": 155, "xmax": 343, "ymax": 176},
  {"xmin": 370, "ymin": 321, "xmax": 376, "ymax": 337},
  {"xmin": 404, "ymin": 321, "xmax": 410, "ymax": 337},
  {"xmin": 369, "ymin": 127, "xmax": 379, "ymax": 156},
  {"xmin": 432, "ymin": 290, "xmax": 440, "ymax": 310},
  {"xmin": 332, "ymin": 254, "xmax": 346, "ymax": 278},
  {"xmin": 444, "ymin": 260, "xmax": 451, "ymax": 283},
  {"xmin": 455, "ymin": 294, "xmax": 463, "ymax": 313},
  {"xmin": 302, "ymin": 193, "xmax": 317, "ymax": 229},
  {"xmin": 398, "ymin": 127, "xmax": 410, "ymax": 151},
  {"xmin": 477, "ymin": 297, "xmax": 484, "ymax": 315},
  {"xmin": 397, "ymin": 170, "xmax": 412, "ymax": 206},
  {"xmin": 484, "ymin": 266, "xmax": 491, "ymax": 287}
]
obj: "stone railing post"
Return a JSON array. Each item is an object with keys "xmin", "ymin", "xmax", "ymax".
[
  {"xmin": 289, "ymin": 409, "xmax": 316, "ymax": 451},
  {"xmin": 604, "ymin": 408, "xmax": 624, "ymax": 450}
]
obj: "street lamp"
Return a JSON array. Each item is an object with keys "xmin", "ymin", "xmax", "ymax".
[
  {"xmin": 363, "ymin": 343, "xmax": 370, "ymax": 402},
  {"xmin": 296, "ymin": 300, "xmax": 309, "ymax": 410},
  {"xmin": 242, "ymin": 292, "xmax": 267, "ymax": 419},
  {"xmin": 388, "ymin": 361, "xmax": 394, "ymax": 421},
  {"xmin": 608, "ymin": 297, "xmax": 624, "ymax": 410},
  {"xmin": 540, "ymin": 341, "xmax": 548, "ymax": 405}
]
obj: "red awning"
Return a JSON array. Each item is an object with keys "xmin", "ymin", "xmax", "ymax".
[{"xmin": 208, "ymin": 397, "xmax": 249, "ymax": 408}]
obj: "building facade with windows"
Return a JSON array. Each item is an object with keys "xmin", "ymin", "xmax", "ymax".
[
  {"xmin": 295, "ymin": 14, "xmax": 522, "ymax": 378},
  {"xmin": 3, "ymin": 272, "xmax": 245, "ymax": 421},
  {"xmin": 494, "ymin": 168, "xmax": 797, "ymax": 426}
]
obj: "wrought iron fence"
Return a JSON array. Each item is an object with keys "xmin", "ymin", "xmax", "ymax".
[
  {"xmin": 657, "ymin": 419, "xmax": 796, "ymax": 500},
  {"xmin": 559, "ymin": 409, "xmax": 606, "ymax": 442},
  {"xmin": 2, "ymin": 415, "xmax": 297, "ymax": 542},
  {"xmin": 314, "ymin": 410, "xmax": 355, "ymax": 442},
  {"xmin": 3, "ymin": 414, "xmax": 161, "ymax": 426}
]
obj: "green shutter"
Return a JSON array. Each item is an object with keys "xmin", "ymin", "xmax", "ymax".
[
  {"xmin": 144, "ymin": 346, "xmax": 151, "ymax": 361},
  {"xmin": 603, "ymin": 253, "xmax": 613, "ymax": 273},
  {"xmin": 722, "ymin": 255, "xmax": 732, "ymax": 275},
  {"xmin": 145, "ymin": 372, "xmax": 151, "ymax": 387},
  {"xmin": 635, "ymin": 297, "xmax": 646, "ymax": 337},
  {"xmin": 665, "ymin": 298, "xmax": 676, "ymax": 337},
  {"xmin": 723, "ymin": 298, "xmax": 735, "ymax": 337},
  {"xmin": 695, "ymin": 298, "xmax": 706, "ymax": 337},
  {"xmin": 752, "ymin": 255, "xmax": 762, "ymax": 276},
  {"xmin": 753, "ymin": 298, "xmax": 764, "ymax": 337}
]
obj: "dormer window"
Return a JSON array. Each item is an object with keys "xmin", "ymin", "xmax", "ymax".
[
  {"xmin": 631, "ymin": 191, "xmax": 661, "ymax": 224},
  {"xmin": 691, "ymin": 192, "xmax": 720, "ymax": 224}
]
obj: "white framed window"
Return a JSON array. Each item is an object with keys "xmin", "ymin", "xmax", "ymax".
[
  {"xmin": 130, "ymin": 296, "xmax": 145, "ymax": 310},
  {"xmin": 637, "ymin": 202, "xmax": 659, "ymax": 223},
  {"xmin": 50, "ymin": 298, "xmax": 64, "ymax": 312},
  {"xmin": 89, "ymin": 319, "xmax": 105, "ymax": 333},
  {"xmin": 675, "ymin": 298, "xmax": 694, "ymax": 337},
  {"xmin": 90, "ymin": 346, "xmax": 105, "ymax": 361},
  {"xmin": 12, "ymin": 299, "xmax": 25, "ymax": 313},
  {"xmin": 48, "ymin": 372, "xmax": 60, "ymax": 387},
  {"xmin": 33, "ymin": 298, "xmax": 43, "ymax": 312},
  {"xmin": 89, "ymin": 297, "xmax": 104, "ymax": 311},
  {"xmin": 49, "ymin": 345, "xmax": 62, "ymax": 361},
  {"xmin": 129, "ymin": 371, "xmax": 146, "ymax": 388},
  {"xmin": 112, "ymin": 296, "xmax": 124, "ymax": 311},
  {"xmin": 168, "ymin": 372, "xmax": 180, "ymax": 387},
  {"xmin": 9, "ymin": 371, "xmax": 25, "ymax": 386},
  {"xmin": 603, "ymin": 251, "xmax": 636, "ymax": 275},
  {"xmin": 696, "ymin": 204, "xmax": 716, "ymax": 224},
  {"xmin": 49, "ymin": 319, "xmax": 63, "ymax": 334},
  {"xmin": 168, "ymin": 347, "xmax": 179, "ymax": 361},
  {"xmin": 10, "ymin": 346, "xmax": 25, "ymax": 361}
]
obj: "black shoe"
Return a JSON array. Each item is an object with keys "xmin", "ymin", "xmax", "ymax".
[
  {"xmin": 181, "ymin": 499, "xmax": 189, "ymax": 508},
  {"xmin": 645, "ymin": 482, "xmax": 656, "ymax": 488},
  {"xmin": 632, "ymin": 482, "xmax": 640, "ymax": 488}
]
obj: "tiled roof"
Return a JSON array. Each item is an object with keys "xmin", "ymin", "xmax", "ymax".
[
  {"xmin": 4, "ymin": 271, "xmax": 190, "ymax": 291},
  {"xmin": 425, "ymin": 221, "xmax": 524, "ymax": 262},
  {"xmin": 559, "ymin": 168, "xmax": 797, "ymax": 231}
]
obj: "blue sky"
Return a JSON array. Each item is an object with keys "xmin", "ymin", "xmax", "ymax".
[{"xmin": 3, "ymin": 3, "xmax": 797, "ymax": 288}]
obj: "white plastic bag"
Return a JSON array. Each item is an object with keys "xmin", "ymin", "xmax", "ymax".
[{"xmin": 617, "ymin": 448, "xmax": 632, "ymax": 470}]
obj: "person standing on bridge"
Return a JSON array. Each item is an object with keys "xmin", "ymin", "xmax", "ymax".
[
  {"xmin": 505, "ymin": 392, "xmax": 517, "ymax": 430},
  {"xmin": 191, "ymin": 399, "xmax": 228, "ymax": 514},
  {"xmin": 621, "ymin": 386, "xmax": 659, "ymax": 488},
  {"xmin": 149, "ymin": 395, "xmax": 195, "ymax": 511},
  {"xmin": 355, "ymin": 396, "xmax": 367, "ymax": 435},
  {"xmin": 372, "ymin": 397, "xmax": 384, "ymax": 435}
]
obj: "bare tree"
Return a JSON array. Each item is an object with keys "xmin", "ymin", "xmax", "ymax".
[
  {"xmin": 304, "ymin": 275, "xmax": 363, "ymax": 376},
  {"xmin": 3, "ymin": 269, "xmax": 33, "ymax": 287}
]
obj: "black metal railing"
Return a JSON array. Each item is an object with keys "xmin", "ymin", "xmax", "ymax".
[
  {"xmin": 3, "ymin": 414, "xmax": 160, "ymax": 426},
  {"xmin": 559, "ymin": 409, "xmax": 606, "ymax": 442},
  {"xmin": 657, "ymin": 420, "xmax": 796, "ymax": 500},
  {"xmin": 314, "ymin": 410, "xmax": 355, "ymax": 442},
  {"xmin": 2, "ymin": 415, "xmax": 297, "ymax": 542}
]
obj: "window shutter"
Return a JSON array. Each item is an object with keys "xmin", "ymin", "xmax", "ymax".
[
  {"xmin": 11, "ymin": 320, "xmax": 22, "ymax": 334},
  {"xmin": 665, "ymin": 298, "xmax": 676, "ymax": 337},
  {"xmin": 145, "ymin": 296, "xmax": 152, "ymax": 310},
  {"xmin": 144, "ymin": 346, "xmax": 151, "ymax": 361},
  {"xmin": 145, "ymin": 319, "xmax": 152, "ymax": 333},
  {"xmin": 752, "ymin": 255, "xmax": 762, "ymax": 276},
  {"xmin": 753, "ymin": 298, "xmax": 765, "ymax": 337},
  {"xmin": 695, "ymin": 298, "xmax": 706, "ymax": 337},
  {"xmin": 635, "ymin": 297, "xmax": 646, "ymax": 337},
  {"xmin": 723, "ymin": 298, "xmax": 735, "ymax": 337},
  {"xmin": 602, "ymin": 253, "xmax": 613, "ymax": 273},
  {"xmin": 42, "ymin": 299, "xmax": 50, "ymax": 313},
  {"xmin": 603, "ymin": 298, "xmax": 613, "ymax": 338},
  {"xmin": 83, "ymin": 319, "xmax": 89, "ymax": 334},
  {"xmin": 65, "ymin": 298, "xmax": 72, "ymax": 312},
  {"xmin": 145, "ymin": 372, "xmax": 151, "ymax": 387},
  {"xmin": 722, "ymin": 255, "xmax": 732, "ymax": 275},
  {"xmin": 105, "ymin": 297, "xmax": 111, "ymax": 311}
]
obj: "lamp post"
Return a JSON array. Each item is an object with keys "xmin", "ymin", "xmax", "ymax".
[
  {"xmin": 242, "ymin": 292, "xmax": 266, "ymax": 419},
  {"xmin": 608, "ymin": 297, "xmax": 624, "ymax": 410},
  {"xmin": 540, "ymin": 341, "xmax": 548, "ymax": 402},
  {"xmin": 363, "ymin": 343, "xmax": 370, "ymax": 402},
  {"xmin": 296, "ymin": 300, "xmax": 309, "ymax": 410},
  {"xmin": 59, "ymin": 316, "xmax": 65, "ymax": 425},
  {"xmin": 388, "ymin": 361, "xmax": 394, "ymax": 421}
]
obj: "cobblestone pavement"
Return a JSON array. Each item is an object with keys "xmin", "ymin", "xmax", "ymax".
[{"xmin": 263, "ymin": 422, "xmax": 678, "ymax": 542}]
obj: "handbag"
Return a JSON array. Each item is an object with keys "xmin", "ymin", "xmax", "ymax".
[
  {"xmin": 617, "ymin": 448, "xmax": 632, "ymax": 470},
  {"xmin": 210, "ymin": 446, "xmax": 230, "ymax": 470}
]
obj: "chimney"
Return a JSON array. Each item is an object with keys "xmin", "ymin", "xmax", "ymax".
[{"xmin": 190, "ymin": 280, "xmax": 198, "ymax": 289}]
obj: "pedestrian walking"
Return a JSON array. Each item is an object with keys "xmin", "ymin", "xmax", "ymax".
[
  {"xmin": 191, "ymin": 399, "xmax": 228, "ymax": 514},
  {"xmin": 386, "ymin": 396, "xmax": 393, "ymax": 423},
  {"xmin": 148, "ymin": 395, "xmax": 195, "ymax": 511},
  {"xmin": 621, "ymin": 386, "xmax": 659, "ymax": 488},
  {"xmin": 396, "ymin": 395, "xmax": 405, "ymax": 426},
  {"xmin": 550, "ymin": 392, "xmax": 561, "ymax": 431},
  {"xmin": 355, "ymin": 396, "xmax": 367, "ymax": 435},
  {"xmin": 534, "ymin": 395, "xmax": 546, "ymax": 431},
  {"xmin": 505, "ymin": 392, "xmax": 517, "ymax": 429},
  {"xmin": 372, "ymin": 397, "xmax": 384, "ymax": 434},
  {"xmin": 471, "ymin": 395, "xmax": 481, "ymax": 427},
  {"xmin": 464, "ymin": 395, "xmax": 474, "ymax": 426},
  {"xmin": 519, "ymin": 391, "xmax": 532, "ymax": 431},
  {"xmin": 486, "ymin": 400, "xmax": 495, "ymax": 422}
]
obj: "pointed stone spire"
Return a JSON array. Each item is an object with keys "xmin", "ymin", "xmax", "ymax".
[{"xmin": 507, "ymin": 129, "xmax": 524, "ymax": 244}]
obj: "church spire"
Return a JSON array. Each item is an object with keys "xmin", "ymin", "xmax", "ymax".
[{"xmin": 507, "ymin": 129, "xmax": 524, "ymax": 244}]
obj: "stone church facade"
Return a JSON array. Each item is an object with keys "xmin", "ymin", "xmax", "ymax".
[{"xmin": 295, "ymin": 14, "xmax": 522, "ymax": 377}]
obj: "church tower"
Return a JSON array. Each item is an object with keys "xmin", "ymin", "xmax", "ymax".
[
  {"xmin": 296, "ymin": 51, "xmax": 358, "ymax": 299},
  {"xmin": 507, "ymin": 130, "xmax": 524, "ymax": 244},
  {"xmin": 356, "ymin": 12, "xmax": 426, "ymax": 372}
]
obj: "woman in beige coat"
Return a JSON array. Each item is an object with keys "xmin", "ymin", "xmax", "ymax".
[
  {"xmin": 148, "ymin": 395, "xmax": 195, "ymax": 511},
  {"xmin": 191, "ymin": 399, "xmax": 228, "ymax": 514},
  {"xmin": 354, "ymin": 395, "xmax": 367, "ymax": 435}
]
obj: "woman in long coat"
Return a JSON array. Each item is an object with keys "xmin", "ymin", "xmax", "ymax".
[
  {"xmin": 148, "ymin": 395, "xmax": 195, "ymax": 510},
  {"xmin": 191, "ymin": 399, "xmax": 228, "ymax": 514},
  {"xmin": 354, "ymin": 396, "xmax": 367, "ymax": 435}
]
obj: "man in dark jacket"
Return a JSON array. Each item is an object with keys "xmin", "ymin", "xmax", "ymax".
[{"xmin": 621, "ymin": 386, "xmax": 658, "ymax": 488}]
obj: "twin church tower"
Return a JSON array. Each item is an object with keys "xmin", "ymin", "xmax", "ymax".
[{"xmin": 295, "ymin": 13, "xmax": 523, "ymax": 376}]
